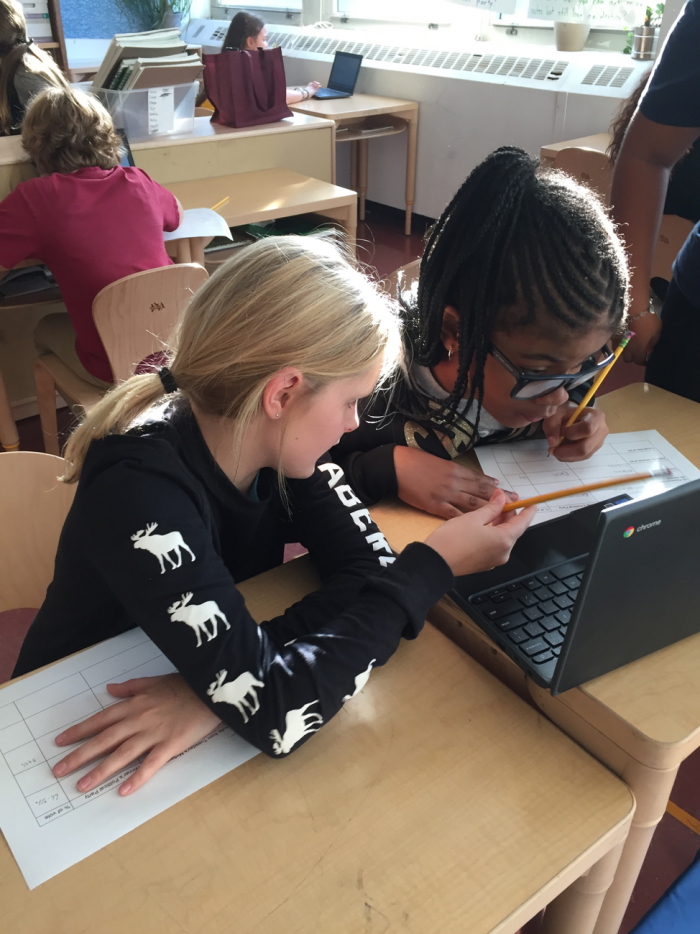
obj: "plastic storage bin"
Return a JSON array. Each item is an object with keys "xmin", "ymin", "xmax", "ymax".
[{"xmin": 96, "ymin": 82, "xmax": 197, "ymax": 140}]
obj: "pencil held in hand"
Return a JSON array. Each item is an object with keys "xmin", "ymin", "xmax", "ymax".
[
  {"xmin": 501, "ymin": 467, "xmax": 673, "ymax": 512},
  {"xmin": 551, "ymin": 331, "xmax": 634, "ymax": 454}
]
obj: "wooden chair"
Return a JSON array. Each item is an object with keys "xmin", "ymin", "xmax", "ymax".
[
  {"xmin": 382, "ymin": 257, "xmax": 421, "ymax": 300},
  {"xmin": 34, "ymin": 263, "xmax": 208, "ymax": 455},
  {"xmin": 553, "ymin": 147, "xmax": 613, "ymax": 203},
  {"xmin": 0, "ymin": 452, "xmax": 75, "ymax": 613}
]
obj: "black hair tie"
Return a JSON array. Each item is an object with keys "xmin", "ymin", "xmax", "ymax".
[{"xmin": 158, "ymin": 367, "xmax": 178, "ymax": 394}]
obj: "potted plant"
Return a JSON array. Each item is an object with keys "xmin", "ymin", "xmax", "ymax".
[
  {"xmin": 116, "ymin": 0, "xmax": 193, "ymax": 31},
  {"xmin": 623, "ymin": 3, "xmax": 664, "ymax": 58}
]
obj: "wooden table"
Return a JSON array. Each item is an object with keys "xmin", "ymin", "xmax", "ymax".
[
  {"xmin": 0, "ymin": 114, "xmax": 337, "ymax": 201},
  {"xmin": 540, "ymin": 133, "xmax": 611, "ymax": 167},
  {"xmin": 0, "ymin": 555, "xmax": 634, "ymax": 934},
  {"xmin": 370, "ymin": 383, "xmax": 700, "ymax": 934},
  {"xmin": 164, "ymin": 168, "xmax": 357, "ymax": 260},
  {"xmin": 290, "ymin": 94, "xmax": 419, "ymax": 235}
]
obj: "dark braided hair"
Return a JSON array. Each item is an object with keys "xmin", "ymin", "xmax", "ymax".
[{"xmin": 405, "ymin": 146, "xmax": 628, "ymax": 426}]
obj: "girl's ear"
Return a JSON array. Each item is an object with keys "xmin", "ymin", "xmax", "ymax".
[
  {"xmin": 261, "ymin": 367, "xmax": 304, "ymax": 419},
  {"xmin": 440, "ymin": 306, "xmax": 460, "ymax": 354}
]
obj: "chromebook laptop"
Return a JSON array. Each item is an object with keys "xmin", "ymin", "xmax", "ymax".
[
  {"xmin": 451, "ymin": 480, "xmax": 700, "ymax": 695},
  {"xmin": 116, "ymin": 128, "xmax": 135, "ymax": 167},
  {"xmin": 314, "ymin": 51, "xmax": 363, "ymax": 99}
]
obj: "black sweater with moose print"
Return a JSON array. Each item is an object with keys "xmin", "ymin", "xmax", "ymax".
[{"xmin": 14, "ymin": 402, "xmax": 453, "ymax": 758}]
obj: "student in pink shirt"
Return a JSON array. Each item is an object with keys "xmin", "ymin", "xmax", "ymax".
[{"xmin": 0, "ymin": 86, "xmax": 182, "ymax": 386}]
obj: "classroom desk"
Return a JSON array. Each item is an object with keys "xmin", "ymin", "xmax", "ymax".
[
  {"xmin": 0, "ymin": 556, "xmax": 633, "ymax": 934},
  {"xmin": 370, "ymin": 382, "xmax": 700, "ymax": 934},
  {"xmin": 164, "ymin": 168, "xmax": 357, "ymax": 253},
  {"xmin": 0, "ymin": 113, "xmax": 336, "ymax": 200},
  {"xmin": 540, "ymin": 133, "xmax": 611, "ymax": 167},
  {"xmin": 290, "ymin": 94, "xmax": 419, "ymax": 234}
]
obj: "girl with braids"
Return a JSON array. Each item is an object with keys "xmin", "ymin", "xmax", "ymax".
[
  {"xmin": 332, "ymin": 147, "xmax": 629, "ymax": 519},
  {"xmin": 13, "ymin": 236, "xmax": 534, "ymax": 791},
  {"xmin": 0, "ymin": 0, "xmax": 67, "ymax": 134}
]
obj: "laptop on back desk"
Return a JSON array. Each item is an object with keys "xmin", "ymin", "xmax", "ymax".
[
  {"xmin": 451, "ymin": 480, "xmax": 700, "ymax": 694},
  {"xmin": 314, "ymin": 51, "xmax": 363, "ymax": 99}
]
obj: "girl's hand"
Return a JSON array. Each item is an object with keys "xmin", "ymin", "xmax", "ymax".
[
  {"xmin": 424, "ymin": 489, "xmax": 536, "ymax": 577},
  {"xmin": 306, "ymin": 81, "xmax": 322, "ymax": 96},
  {"xmin": 621, "ymin": 313, "xmax": 662, "ymax": 365},
  {"xmin": 544, "ymin": 403, "xmax": 609, "ymax": 461},
  {"xmin": 51, "ymin": 674, "xmax": 221, "ymax": 796},
  {"xmin": 395, "ymin": 445, "xmax": 517, "ymax": 519}
]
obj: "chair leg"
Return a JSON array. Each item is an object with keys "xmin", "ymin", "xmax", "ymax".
[{"xmin": 33, "ymin": 359, "xmax": 60, "ymax": 456}]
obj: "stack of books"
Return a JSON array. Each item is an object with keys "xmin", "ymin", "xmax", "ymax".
[{"xmin": 91, "ymin": 29, "xmax": 203, "ymax": 92}]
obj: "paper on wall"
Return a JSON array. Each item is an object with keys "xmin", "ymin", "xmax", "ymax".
[
  {"xmin": 475, "ymin": 430, "xmax": 700, "ymax": 526},
  {"xmin": 526, "ymin": 0, "xmax": 646, "ymax": 26},
  {"xmin": 0, "ymin": 628, "xmax": 258, "ymax": 889}
]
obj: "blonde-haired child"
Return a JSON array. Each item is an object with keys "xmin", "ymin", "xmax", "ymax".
[
  {"xmin": 15, "ymin": 235, "xmax": 534, "ymax": 792},
  {"xmin": 0, "ymin": 86, "xmax": 182, "ymax": 386}
]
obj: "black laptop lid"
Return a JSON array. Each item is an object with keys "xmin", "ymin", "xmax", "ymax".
[
  {"xmin": 328, "ymin": 51, "xmax": 363, "ymax": 93},
  {"xmin": 551, "ymin": 479, "xmax": 700, "ymax": 694}
]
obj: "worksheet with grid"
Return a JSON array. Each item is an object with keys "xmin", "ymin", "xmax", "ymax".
[
  {"xmin": 0, "ymin": 628, "xmax": 258, "ymax": 889},
  {"xmin": 475, "ymin": 430, "xmax": 700, "ymax": 525}
]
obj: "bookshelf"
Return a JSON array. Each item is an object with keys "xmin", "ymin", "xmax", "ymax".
[{"xmin": 21, "ymin": 0, "xmax": 69, "ymax": 74}]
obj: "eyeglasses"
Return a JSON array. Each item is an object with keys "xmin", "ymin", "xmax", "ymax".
[{"xmin": 490, "ymin": 344, "xmax": 615, "ymax": 400}]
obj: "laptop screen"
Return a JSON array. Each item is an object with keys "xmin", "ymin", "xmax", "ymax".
[
  {"xmin": 328, "ymin": 52, "xmax": 363, "ymax": 93},
  {"xmin": 116, "ymin": 128, "xmax": 135, "ymax": 167}
]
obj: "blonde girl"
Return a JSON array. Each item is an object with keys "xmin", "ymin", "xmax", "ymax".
[
  {"xmin": 0, "ymin": 0, "xmax": 67, "ymax": 134},
  {"xmin": 14, "ymin": 236, "xmax": 534, "ymax": 793}
]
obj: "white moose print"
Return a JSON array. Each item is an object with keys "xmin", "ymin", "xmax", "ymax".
[
  {"xmin": 168, "ymin": 592, "xmax": 231, "ymax": 647},
  {"xmin": 131, "ymin": 522, "xmax": 196, "ymax": 574},
  {"xmin": 343, "ymin": 658, "xmax": 376, "ymax": 703},
  {"xmin": 270, "ymin": 700, "xmax": 324, "ymax": 755},
  {"xmin": 207, "ymin": 669, "xmax": 264, "ymax": 723}
]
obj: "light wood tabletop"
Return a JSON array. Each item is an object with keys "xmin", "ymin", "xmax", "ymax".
[
  {"xmin": 164, "ymin": 168, "xmax": 357, "ymax": 252},
  {"xmin": 290, "ymin": 94, "xmax": 419, "ymax": 234},
  {"xmin": 540, "ymin": 133, "xmax": 611, "ymax": 165},
  {"xmin": 371, "ymin": 382, "xmax": 700, "ymax": 934},
  {"xmin": 0, "ymin": 555, "xmax": 634, "ymax": 934}
]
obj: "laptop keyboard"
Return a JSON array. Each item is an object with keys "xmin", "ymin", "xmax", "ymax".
[{"xmin": 469, "ymin": 558, "xmax": 587, "ymax": 666}]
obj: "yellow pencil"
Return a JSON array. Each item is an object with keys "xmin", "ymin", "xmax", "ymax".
[
  {"xmin": 502, "ymin": 467, "xmax": 671, "ymax": 512},
  {"xmin": 210, "ymin": 196, "xmax": 230, "ymax": 212},
  {"xmin": 550, "ymin": 331, "xmax": 634, "ymax": 453}
]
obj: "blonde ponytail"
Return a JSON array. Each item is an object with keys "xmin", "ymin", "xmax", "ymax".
[{"xmin": 61, "ymin": 234, "xmax": 401, "ymax": 484}]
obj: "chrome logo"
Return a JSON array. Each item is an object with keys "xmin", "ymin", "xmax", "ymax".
[{"xmin": 623, "ymin": 526, "xmax": 635, "ymax": 538}]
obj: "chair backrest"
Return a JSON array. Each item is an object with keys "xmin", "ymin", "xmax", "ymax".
[
  {"xmin": 0, "ymin": 452, "xmax": 75, "ymax": 611},
  {"xmin": 382, "ymin": 258, "xmax": 421, "ymax": 300},
  {"xmin": 93, "ymin": 264, "xmax": 209, "ymax": 383},
  {"xmin": 553, "ymin": 147, "xmax": 612, "ymax": 203},
  {"xmin": 650, "ymin": 214, "xmax": 694, "ymax": 282}
]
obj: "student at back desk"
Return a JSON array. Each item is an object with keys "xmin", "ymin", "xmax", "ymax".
[{"xmin": 0, "ymin": 86, "xmax": 183, "ymax": 388}]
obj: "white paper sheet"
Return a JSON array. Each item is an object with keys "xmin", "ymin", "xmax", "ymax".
[
  {"xmin": 0, "ymin": 628, "xmax": 258, "ymax": 889},
  {"xmin": 148, "ymin": 86, "xmax": 174, "ymax": 134},
  {"xmin": 163, "ymin": 208, "xmax": 232, "ymax": 243},
  {"xmin": 475, "ymin": 430, "xmax": 700, "ymax": 526}
]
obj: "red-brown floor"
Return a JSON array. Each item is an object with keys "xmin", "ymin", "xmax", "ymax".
[{"xmin": 10, "ymin": 203, "xmax": 699, "ymax": 931}]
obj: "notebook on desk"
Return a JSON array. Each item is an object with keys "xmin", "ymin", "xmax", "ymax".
[
  {"xmin": 314, "ymin": 51, "xmax": 363, "ymax": 99},
  {"xmin": 451, "ymin": 480, "xmax": 700, "ymax": 695}
]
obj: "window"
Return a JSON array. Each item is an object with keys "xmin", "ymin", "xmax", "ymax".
[{"xmin": 217, "ymin": 1, "xmax": 302, "ymax": 11}]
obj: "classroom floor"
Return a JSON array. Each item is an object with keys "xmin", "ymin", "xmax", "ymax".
[{"xmin": 9, "ymin": 202, "xmax": 699, "ymax": 932}]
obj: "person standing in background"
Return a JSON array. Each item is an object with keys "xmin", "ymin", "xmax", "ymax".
[
  {"xmin": 610, "ymin": 0, "xmax": 700, "ymax": 402},
  {"xmin": 0, "ymin": 0, "xmax": 67, "ymax": 134}
]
